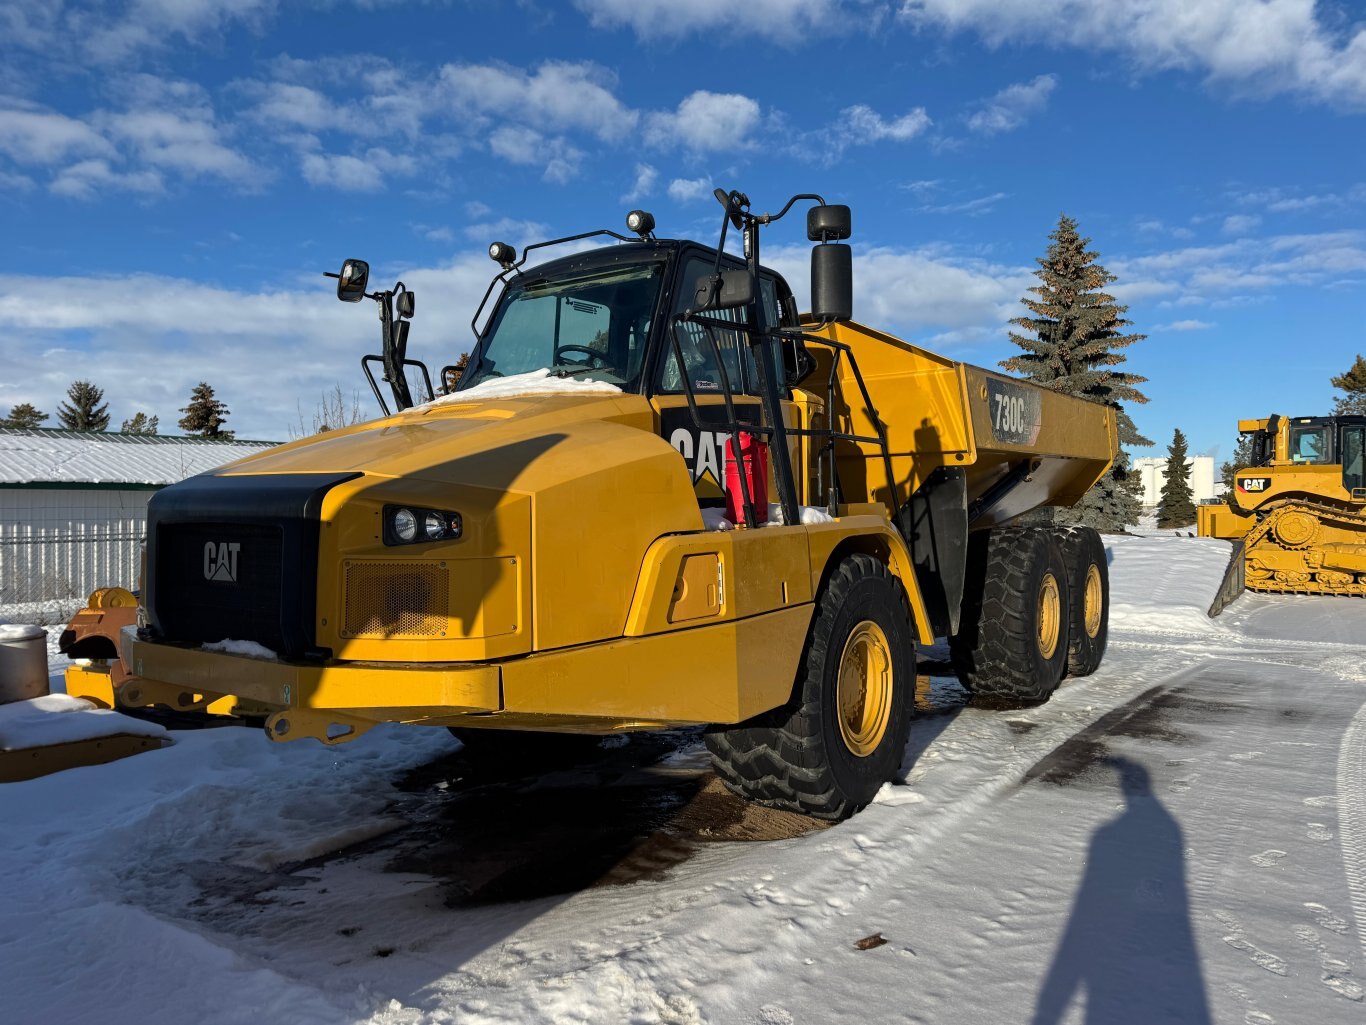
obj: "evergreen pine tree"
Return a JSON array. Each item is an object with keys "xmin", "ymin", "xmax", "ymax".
[
  {"xmin": 1001, "ymin": 215, "xmax": 1151, "ymax": 530},
  {"xmin": 443, "ymin": 352, "xmax": 471, "ymax": 391},
  {"xmin": 56, "ymin": 380, "xmax": 111, "ymax": 431},
  {"xmin": 1, "ymin": 402, "xmax": 49, "ymax": 428},
  {"xmin": 1158, "ymin": 428, "xmax": 1197, "ymax": 528},
  {"xmin": 1331, "ymin": 354, "xmax": 1366, "ymax": 415},
  {"xmin": 120, "ymin": 412, "xmax": 159, "ymax": 435},
  {"xmin": 178, "ymin": 382, "xmax": 234, "ymax": 439}
]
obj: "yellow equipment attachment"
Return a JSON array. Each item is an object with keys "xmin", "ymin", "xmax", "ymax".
[{"xmin": 1202, "ymin": 413, "xmax": 1366, "ymax": 614}]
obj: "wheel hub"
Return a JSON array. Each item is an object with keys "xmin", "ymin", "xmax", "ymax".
[
  {"xmin": 1082, "ymin": 564, "xmax": 1102, "ymax": 639},
  {"xmin": 1037, "ymin": 572, "xmax": 1061, "ymax": 659},
  {"xmin": 836, "ymin": 621, "xmax": 893, "ymax": 758}
]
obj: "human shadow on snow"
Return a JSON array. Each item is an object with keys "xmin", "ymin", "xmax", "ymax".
[{"xmin": 1030, "ymin": 756, "xmax": 1211, "ymax": 1025}]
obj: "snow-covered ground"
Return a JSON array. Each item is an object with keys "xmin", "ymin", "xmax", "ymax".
[{"xmin": 3, "ymin": 534, "xmax": 1365, "ymax": 1024}]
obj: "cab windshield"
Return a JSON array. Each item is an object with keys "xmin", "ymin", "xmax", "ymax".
[{"xmin": 460, "ymin": 262, "xmax": 664, "ymax": 391}]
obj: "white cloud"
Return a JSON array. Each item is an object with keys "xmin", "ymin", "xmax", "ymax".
[
  {"xmin": 1221, "ymin": 213, "xmax": 1261, "ymax": 235},
  {"xmin": 843, "ymin": 104, "xmax": 932, "ymax": 143},
  {"xmin": 765, "ymin": 243, "xmax": 1033, "ymax": 339},
  {"xmin": 1112, "ymin": 230, "xmax": 1366, "ymax": 304},
  {"xmin": 104, "ymin": 110, "xmax": 256, "ymax": 179},
  {"xmin": 486, "ymin": 125, "xmax": 583, "ymax": 182},
  {"xmin": 900, "ymin": 0, "xmax": 1366, "ymax": 108},
  {"xmin": 441, "ymin": 60, "xmax": 637, "ymax": 140},
  {"xmin": 0, "ymin": 254, "xmax": 498, "ymax": 439},
  {"xmin": 1153, "ymin": 319, "xmax": 1215, "ymax": 331},
  {"xmin": 300, "ymin": 152, "xmax": 385, "ymax": 191},
  {"xmin": 920, "ymin": 192, "xmax": 1009, "ymax": 215},
  {"xmin": 0, "ymin": 169, "xmax": 34, "ymax": 190},
  {"xmin": 464, "ymin": 218, "xmax": 548, "ymax": 244},
  {"xmin": 0, "ymin": 102, "xmax": 112, "ymax": 164},
  {"xmin": 667, "ymin": 177, "xmax": 710, "ymax": 203},
  {"xmin": 966, "ymin": 74, "xmax": 1057, "ymax": 135},
  {"xmin": 646, "ymin": 91, "xmax": 761, "ymax": 151},
  {"xmin": 49, "ymin": 159, "xmax": 162, "ymax": 199},
  {"xmin": 81, "ymin": 0, "xmax": 277, "ymax": 64},
  {"xmin": 622, "ymin": 162, "xmax": 658, "ymax": 202},
  {"xmin": 575, "ymin": 0, "xmax": 850, "ymax": 43}
]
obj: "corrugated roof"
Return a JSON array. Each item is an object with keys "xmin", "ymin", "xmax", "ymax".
[{"xmin": 0, "ymin": 428, "xmax": 278, "ymax": 486}]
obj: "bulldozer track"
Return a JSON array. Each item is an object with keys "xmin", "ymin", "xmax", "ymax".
[{"xmin": 1241, "ymin": 496, "xmax": 1366, "ymax": 598}]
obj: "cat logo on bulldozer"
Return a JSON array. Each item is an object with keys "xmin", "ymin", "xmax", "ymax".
[{"xmin": 1238, "ymin": 477, "xmax": 1272, "ymax": 494}]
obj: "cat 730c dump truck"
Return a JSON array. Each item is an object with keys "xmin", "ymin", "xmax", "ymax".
[
  {"xmin": 1201, "ymin": 413, "xmax": 1366, "ymax": 615},
  {"xmin": 122, "ymin": 189, "xmax": 1117, "ymax": 820}
]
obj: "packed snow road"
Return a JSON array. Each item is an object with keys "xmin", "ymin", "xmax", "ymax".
[{"xmin": 3, "ymin": 535, "xmax": 1365, "ymax": 1024}]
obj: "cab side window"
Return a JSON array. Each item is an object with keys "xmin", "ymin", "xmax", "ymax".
[
  {"xmin": 1291, "ymin": 426, "xmax": 1330, "ymax": 464},
  {"xmin": 659, "ymin": 258, "xmax": 754, "ymax": 395},
  {"xmin": 1343, "ymin": 427, "xmax": 1364, "ymax": 492}
]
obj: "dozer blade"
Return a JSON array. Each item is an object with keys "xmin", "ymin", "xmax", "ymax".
[{"xmin": 1208, "ymin": 540, "xmax": 1246, "ymax": 618}]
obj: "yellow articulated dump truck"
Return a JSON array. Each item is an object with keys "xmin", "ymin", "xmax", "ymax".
[
  {"xmin": 1201, "ymin": 413, "xmax": 1366, "ymax": 616},
  {"xmin": 123, "ymin": 189, "xmax": 1116, "ymax": 819}
]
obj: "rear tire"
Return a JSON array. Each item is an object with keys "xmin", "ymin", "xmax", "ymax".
[
  {"xmin": 704, "ymin": 554, "xmax": 915, "ymax": 821},
  {"xmin": 950, "ymin": 528, "xmax": 1070, "ymax": 708},
  {"xmin": 1056, "ymin": 526, "xmax": 1108, "ymax": 677}
]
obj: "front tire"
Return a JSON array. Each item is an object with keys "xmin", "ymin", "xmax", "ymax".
[
  {"xmin": 950, "ymin": 528, "xmax": 1070, "ymax": 708},
  {"xmin": 705, "ymin": 554, "xmax": 915, "ymax": 821}
]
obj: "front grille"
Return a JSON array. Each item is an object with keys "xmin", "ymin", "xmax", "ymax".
[
  {"xmin": 344, "ymin": 561, "xmax": 449, "ymax": 638},
  {"xmin": 155, "ymin": 523, "xmax": 285, "ymax": 651}
]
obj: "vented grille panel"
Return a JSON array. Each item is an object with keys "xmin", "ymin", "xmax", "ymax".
[
  {"xmin": 155, "ymin": 523, "xmax": 284, "ymax": 650},
  {"xmin": 344, "ymin": 561, "xmax": 449, "ymax": 638}
]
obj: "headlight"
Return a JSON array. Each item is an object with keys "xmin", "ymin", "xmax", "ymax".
[
  {"xmin": 393, "ymin": 507, "xmax": 417, "ymax": 542},
  {"xmin": 384, "ymin": 505, "xmax": 462, "ymax": 546}
]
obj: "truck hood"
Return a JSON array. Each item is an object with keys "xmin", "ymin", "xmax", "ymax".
[{"xmin": 214, "ymin": 391, "xmax": 656, "ymax": 488}]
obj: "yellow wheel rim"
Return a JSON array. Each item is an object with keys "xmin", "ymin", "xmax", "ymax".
[
  {"xmin": 836, "ymin": 621, "xmax": 893, "ymax": 758},
  {"xmin": 1037, "ymin": 573, "xmax": 1061, "ymax": 659},
  {"xmin": 1083, "ymin": 564, "xmax": 1102, "ymax": 639}
]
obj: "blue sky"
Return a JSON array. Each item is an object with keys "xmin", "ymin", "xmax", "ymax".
[{"xmin": 2, "ymin": 1, "xmax": 1364, "ymax": 458}]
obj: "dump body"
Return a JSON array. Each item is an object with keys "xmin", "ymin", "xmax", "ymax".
[
  {"xmin": 807, "ymin": 320, "xmax": 1116, "ymax": 526},
  {"xmin": 1201, "ymin": 413, "xmax": 1366, "ymax": 610},
  {"xmin": 123, "ymin": 238, "xmax": 1116, "ymax": 746}
]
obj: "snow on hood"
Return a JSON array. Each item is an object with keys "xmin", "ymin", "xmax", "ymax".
[{"xmin": 419, "ymin": 369, "xmax": 622, "ymax": 409}]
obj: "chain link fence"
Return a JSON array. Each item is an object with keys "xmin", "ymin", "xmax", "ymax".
[{"xmin": 0, "ymin": 522, "xmax": 144, "ymax": 627}]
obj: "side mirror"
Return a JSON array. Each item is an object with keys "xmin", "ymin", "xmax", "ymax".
[
  {"xmin": 694, "ymin": 269, "xmax": 753, "ymax": 312},
  {"xmin": 807, "ymin": 204, "xmax": 851, "ymax": 242},
  {"xmin": 337, "ymin": 259, "xmax": 369, "ymax": 302},
  {"xmin": 396, "ymin": 290, "xmax": 415, "ymax": 319},
  {"xmin": 810, "ymin": 243, "xmax": 852, "ymax": 322}
]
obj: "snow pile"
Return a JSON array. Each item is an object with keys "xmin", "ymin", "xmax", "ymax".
[
  {"xmin": 0, "ymin": 693, "xmax": 166, "ymax": 751},
  {"xmin": 203, "ymin": 638, "xmax": 278, "ymax": 659},
  {"xmin": 1105, "ymin": 534, "xmax": 1235, "ymax": 638},
  {"xmin": 421, "ymin": 368, "xmax": 622, "ymax": 408},
  {"xmin": 700, "ymin": 504, "xmax": 837, "ymax": 531}
]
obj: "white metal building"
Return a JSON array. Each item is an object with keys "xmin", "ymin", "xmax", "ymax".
[
  {"xmin": 1132, "ymin": 455, "xmax": 1217, "ymax": 507},
  {"xmin": 0, "ymin": 428, "xmax": 276, "ymax": 611}
]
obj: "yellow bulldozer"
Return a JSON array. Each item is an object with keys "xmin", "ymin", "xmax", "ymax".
[
  {"xmin": 1201, "ymin": 413, "xmax": 1366, "ymax": 615},
  {"xmin": 116, "ymin": 188, "xmax": 1117, "ymax": 820}
]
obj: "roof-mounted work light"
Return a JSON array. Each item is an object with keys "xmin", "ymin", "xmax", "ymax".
[
  {"xmin": 626, "ymin": 209, "xmax": 655, "ymax": 238},
  {"xmin": 488, "ymin": 241, "xmax": 516, "ymax": 269}
]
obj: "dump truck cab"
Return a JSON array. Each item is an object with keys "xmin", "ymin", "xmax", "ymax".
[{"xmin": 125, "ymin": 189, "xmax": 1117, "ymax": 820}]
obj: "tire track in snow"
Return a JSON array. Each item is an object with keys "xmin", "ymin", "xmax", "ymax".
[{"xmin": 1336, "ymin": 698, "xmax": 1366, "ymax": 965}]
